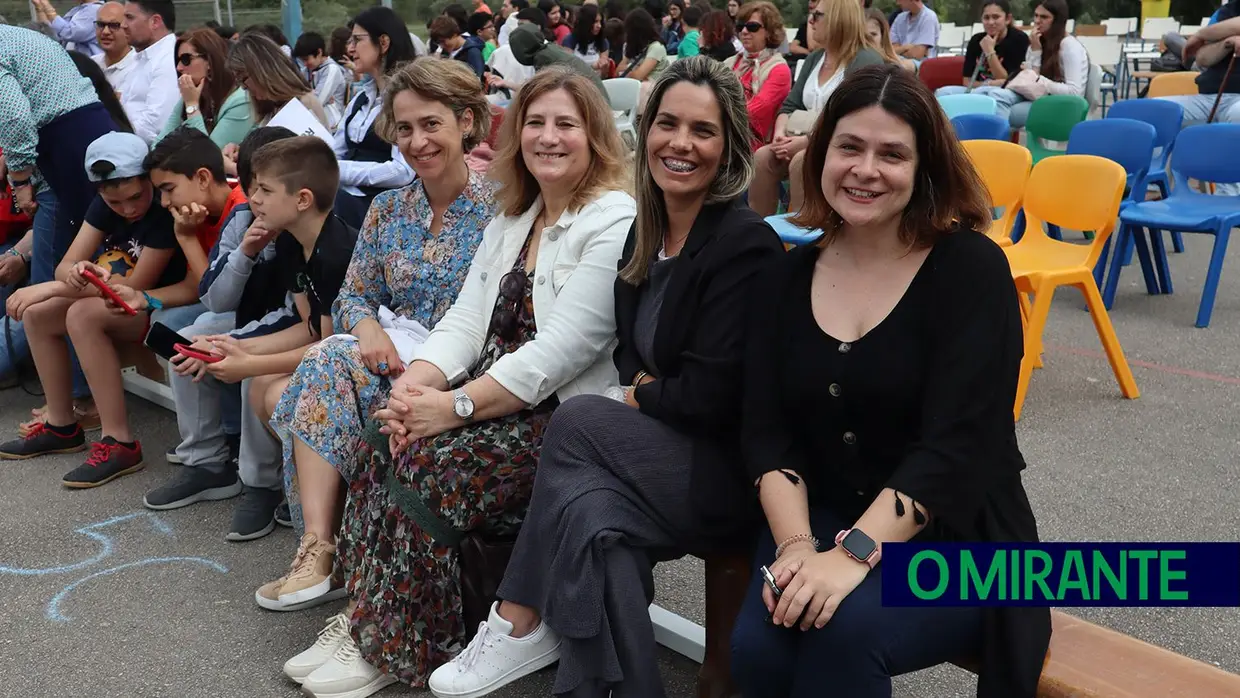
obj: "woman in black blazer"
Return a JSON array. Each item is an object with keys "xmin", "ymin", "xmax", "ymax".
[{"xmin": 427, "ymin": 56, "xmax": 783, "ymax": 698}]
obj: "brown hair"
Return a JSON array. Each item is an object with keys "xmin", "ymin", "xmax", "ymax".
[
  {"xmin": 226, "ymin": 33, "xmax": 314, "ymax": 123},
  {"xmin": 699, "ymin": 9, "xmax": 735, "ymax": 48},
  {"xmin": 491, "ymin": 67, "xmax": 629, "ymax": 217},
  {"xmin": 250, "ymin": 136, "xmax": 341, "ymax": 213},
  {"xmin": 176, "ymin": 28, "xmax": 236, "ymax": 130},
  {"xmin": 864, "ymin": 7, "xmax": 901, "ymax": 63},
  {"xmin": 1035, "ymin": 0, "xmax": 1070, "ymax": 83},
  {"xmin": 375, "ymin": 59, "xmax": 491, "ymax": 150},
  {"xmin": 735, "ymin": 1, "xmax": 785, "ymax": 48},
  {"xmin": 791, "ymin": 64, "xmax": 991, "ymax": 247},
  {"xmin": 429, "ymin": 15, "xmax": 463, "ymax": 41}
]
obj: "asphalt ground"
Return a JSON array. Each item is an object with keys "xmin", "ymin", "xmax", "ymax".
[{"xmin": 2, "ymin": 230, "xmax": 1240, "ymax": 697}]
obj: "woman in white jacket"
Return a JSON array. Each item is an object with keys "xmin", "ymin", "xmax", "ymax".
[{"xmin": 285, "ymin": 67, "xmax": 636, "ymax": 698}]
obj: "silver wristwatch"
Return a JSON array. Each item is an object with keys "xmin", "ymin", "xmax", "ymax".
[{"xmin": 453, "ymin": 388, "xmax": 475, "ymax": 421}]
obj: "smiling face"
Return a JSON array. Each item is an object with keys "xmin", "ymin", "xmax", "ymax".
[
  {"xmin": 98, "ymin": 177, "xmax": 153, "ymax": 222},
  {"xmin": 738, "ymin": 12, "xmax": 768, "ymax": 53},
  {"xmin": 520, "ymin": 88, "xmax": 590, "ymax": 194},
  {"xmin": 981, "ymin": 3, "xmax": 1008, "ymax": 35},
  {"xmin": 391, "ymin": 89, "xmax": 471, "ymax": 181},
  {"xmin": 247, "ymin": 171, "xmax": 302, "ymax": 231},
  {"xmin": 176, "ymin": 40, "xmax": 209, "ymax": 83},
  {"xmin": 646, "ymin": 82, "xmax": 725, "ymax": 201},
  {"xmin": 821, "ymin": 105, "xmax": 917, "ymax": 230}
]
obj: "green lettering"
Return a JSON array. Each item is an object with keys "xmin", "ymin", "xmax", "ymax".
[
  {"xmin": 1159, "ymin": 550, "xmax": 1188, "ymax": 601},
  {"xmin": 1023, "ymin": 550, "xmax": 1055, "ymax": 601},
  {"xmin": 1092, "ymin": 550, "xmax": 1126, "ymax": 600},
  {"xmin": 1009, "ymin": 545, "xmax": 1020, "ymax": 600},
  {"xmin": 1130, "ymin": 550, "xmax": 1158, "ymax": 600},
  {"xmin": 1057, "ymin": 550, "xmax": 1091, "ymax": 601},
  {"xmin": 908, "ymin": 551, "xmax": 949, "ymax": 600},
  {"xmin": 962, "ymin": 550, "xmax": 1005, "ymax": 600}
]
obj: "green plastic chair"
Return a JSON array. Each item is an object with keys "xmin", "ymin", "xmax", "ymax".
[{"xmin": 1025, "ymin": 95, "xmax": 1090, "ymax": 165}]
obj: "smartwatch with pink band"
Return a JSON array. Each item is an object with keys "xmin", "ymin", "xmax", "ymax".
[{"xmin": 835, "ymin": 528, "xmax": 881, "ymax": 569}]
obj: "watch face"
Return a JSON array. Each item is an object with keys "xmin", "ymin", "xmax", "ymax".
[
  {"xmin": 454, "ymin": 395, "xmax": 473, "ymax": 418},
  {"xmin": 842, "ymin": 529, "xmax": 877, "ymax": 560}
]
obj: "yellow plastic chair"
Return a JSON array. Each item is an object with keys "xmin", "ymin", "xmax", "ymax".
[
  {"xmin": 962, "ymin": 140, "xmax": 1032, "ymax": 247},
  {"xmin": 1003, "ymin": 154, "xmax": 1140, "ymax": 420},
  {"xmin": 1146, "ymin": 72, "xmax": 1201, "ymax": 98}
]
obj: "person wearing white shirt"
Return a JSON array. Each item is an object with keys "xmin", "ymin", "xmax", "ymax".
[
  {"xmin": 32, "ymin": 0, "xmax": 103, "ymax": 56},
  {"xmin": 331, "ymin": 6, "xmax": 420, "ymax": 228},
  {"xmin": 498, "ymin": 0, "xmax": 528, "ymax": 45},
  {"xmin": 119, "ymin": 0, "xmax": 179, "ymax": 145},
  {"xmin": 90, "ymin": 2, "xmax": 137, "ymax": 99}
]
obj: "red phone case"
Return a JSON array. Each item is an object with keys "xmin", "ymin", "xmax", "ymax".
[
  {"xmin": 173, "ymin": 343, "xmax": 224, "ymax": 363},
  {"xmin": 80, "ymin": 269, "xmax": 137, "ymax": 316}
]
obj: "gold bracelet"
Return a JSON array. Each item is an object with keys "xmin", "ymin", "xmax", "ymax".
[
  {"xmin": 775, "ymin": 533, "xmax": 820, "ymax": 559},
  {"xmin": 632, "ymin": 370, "xmax": 648, "ymax": 386}
]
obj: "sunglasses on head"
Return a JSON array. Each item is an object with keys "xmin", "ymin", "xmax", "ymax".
[
  {"xmin": 94, "ymin": 20, "xmax": 122, "ymax": 31},
  {"xmin": 736, "ymin": 21, "xmax": 764, "ymax": 33},
  {"xmin": 177, "ymin": 52, "xmax": 204, "ymax": 66}
]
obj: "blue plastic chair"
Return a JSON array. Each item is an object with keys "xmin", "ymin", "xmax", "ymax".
[
  {"xmin": 765, "ymin": 213, "xmax": 821, "ymax": 247},
  {"xmin": 1118, "ymin": 124, "xmax": 1240, "ymax": 328},
  {"xmin": 938, "ymin": 93, "xmax": 998, "ymax": 119},
  {"xmin": 1063, "ymin": 119, "xmax": 1161, "ymax": 304},
  {"xmin": 952, "ymin": 113, "xmax": 1010, "ymax": 141},
  {"xmin": 1106, "ymin": 98, "xmax": 1186, "ymax": 255}
]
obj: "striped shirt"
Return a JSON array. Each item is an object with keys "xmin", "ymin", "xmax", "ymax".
[{"xmin": 0, "ymin": 26, "xmax": 99, "ymax": 172}]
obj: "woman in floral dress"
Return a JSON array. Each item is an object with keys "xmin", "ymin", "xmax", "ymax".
[
  {"xmin": 258, "ymin": 60, "xmax": 498, "ymax": 613},
  {"xmin": 281, "ymin": 68, "xmax": 636, "ymax": 698}
]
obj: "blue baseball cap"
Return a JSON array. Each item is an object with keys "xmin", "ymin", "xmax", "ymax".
[{"xmin": 84, "ymin": 132, "xmax": 150, "ymax": 183}]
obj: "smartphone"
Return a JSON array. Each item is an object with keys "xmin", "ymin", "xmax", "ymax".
[
  {"xmin": 760, "ymin": 565, "xmax": 783, "ymax": 599},
  {"xmin": 80, "ymin": 269, "xmax": 137, "ymax": 316},
  {"xmin": 173, "ymin": 342, "xmax": 223, "ymax": 363},
  {"xmin": 145, "ymin": 321, "xmax": 222, "ymax": 363}
]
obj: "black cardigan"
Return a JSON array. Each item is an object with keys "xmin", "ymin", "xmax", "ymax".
[
  {"xmin": 614, "ymin": 198, "xmax": 784, "ymax": 543},
  {"xmin": 742, "ymin": 230, "xmax": 1051, "ymax": 697}
]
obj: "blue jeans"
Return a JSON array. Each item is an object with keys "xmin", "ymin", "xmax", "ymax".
[
  {"xmin": 936, "ymin": 85, "xmax": 1030, "ymax": 126},
  {"xmin": 731, "ymin": 507, "xmax": 984, "ymax": 697},
  {"xmin": 0, "ymin": 242, "xmax": 26, "ymax": 382}
]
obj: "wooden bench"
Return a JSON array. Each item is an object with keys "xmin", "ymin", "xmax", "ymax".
[{"xmin": 696, "ymin": 555, "xmax": 1240, "ymax": 698}]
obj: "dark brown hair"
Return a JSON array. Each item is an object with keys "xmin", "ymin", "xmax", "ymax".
[
  {"xmin": 250, "ymin": 136, "xmax": 341, "ymax": 213},
  {"xmin": 1035, "ymin": 0, "xmax": 1070, "ymax": 83},
  {"xmin": 176, "ymin": 28, "xmax": 237, "ymax": 130},
  {"xmin": 791, "ymin": 64, "xmax": 991, "ymax": 247},
  {"xmin": 699, "ymin": 9, "xmax": 735, "ymax": 49}
]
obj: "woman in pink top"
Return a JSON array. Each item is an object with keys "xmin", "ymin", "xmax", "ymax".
[{"xmin": 723, "ymin": 1, "xmax": 792, "ymax": 150}]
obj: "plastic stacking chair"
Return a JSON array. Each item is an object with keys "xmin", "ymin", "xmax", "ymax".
[
  {"xmin": 1065, "ymin": 118, "xmax": 1160, "ymax": 297},
  {"xmin": 604, "ymin": 78, "xmax": 640, "ymax": 145},
  {"xmin": 764, "ymin": 213, "xmax": 821, "ymax": 247},
  {"xmin": 962, "ymin": 140, "xmax": 1031, "ymax": 246},
  {"xmin": 938, "ymin": 93, "xmax": 997, "ymax": 119},
  {"xmin": 918, "ymin": 56, "xmax": 966, "ymax": 92},
  {"xmin": 1024, "ymin": 95, "xmax": 1090, "ymax": 164},
  {"xmin": 952, "ymin": 113, "xmax": 1011, "ymax": 141},
  {"xmin": 1119, "ymin": 124, "xmax": 1240, "ymax": 328},
  {"xmin": 1004, "ymin": 155, "xmax": 1139, "ymax": 420},
  {"xmin": 1145, "ymin": 71, "xmax": 1201, "ymax": 98},
  {"xmin": 1106, "ymin": 98, "xmax": 1186, "ymax": 255}
]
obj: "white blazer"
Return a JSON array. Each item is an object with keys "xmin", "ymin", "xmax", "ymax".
[{"xmin": 414, "ymin": 190, "xmax": 637, "ymax": 406}]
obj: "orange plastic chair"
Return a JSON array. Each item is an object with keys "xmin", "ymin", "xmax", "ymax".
[
  {"xmin": 962, "ymin": 140, "xmax": 1032, "ymax": 247},
  {"xmin": 1146, "ymin": 72, "xmax": 1200, "ymax": 98},
  {"xmin": 1003, "ymin": 154, "xmax": 1140, "ymax": 420}
]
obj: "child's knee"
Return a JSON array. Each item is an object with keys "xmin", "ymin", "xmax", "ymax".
[
  {"xmin": 64, "ymin": 296, "xmax": 112, "ymax": 336},
  {"xmin": 23, "ymin": 297, "xmax": 68, "ymax": 333}
]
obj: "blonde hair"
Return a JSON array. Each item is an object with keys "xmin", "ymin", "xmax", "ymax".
[
  {"xmin": 865, "ymin": 8, "xmax": 902, "ymax": 64},
  {"xmin": 819, "ymin": 0, "xmax": 869, "ymax": 68},
  {"xmin": 621, "ymin": 56, "xmax": 753, "ymax": 285},
  {"xmin": 375, "ymin": 59, "xmax": 490, "ymax": 150},
  {"xmin": 736, "ymin": 1, "xmax": 785, "ymax": 48},
  {"xmin": 492, "ymin": 68, "xmax": 629, "ymax": 217},
  {"xmin": 227, "ymin": 33, "xmax": 315, "ymax": 123}
]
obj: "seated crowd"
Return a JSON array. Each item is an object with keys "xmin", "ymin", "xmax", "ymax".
[{"xmin": 25, "ymin": 0, "xmax": 1240, "ymax": 693}]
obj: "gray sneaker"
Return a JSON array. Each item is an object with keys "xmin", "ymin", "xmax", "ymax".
[
  {"xmin": 143, "ymin": 465, "xmax": 241, "ymax": 510},
  {"xmin": 275, "ymin": 500, "xmax": 293, "ymax": 528},
  {"xmin": 227, "ymin": 486, "xmax": 284, "ymax": 541}
]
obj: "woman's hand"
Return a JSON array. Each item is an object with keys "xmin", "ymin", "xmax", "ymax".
[
  {"xmin": 178, "ymin": 74, "xmax": 205, "ymax": 111},
  {"xmin": 0, "ymin": 251, "xmax": 27, "ymax": 286},
  {"xmin": 357, "ymin": 321, "xmax": 403, "ymax": 377},
  {"xmin": 1029, "ymin": 28, "xmax": 1041, "ymax": 52},
  {"xmin": 6, "ymin": 283, "xmax": 56, "ymax": 321},
  {"xmin": 202, "ymin": 335, "xmax": 255, "ymax": 383},
  {"xmin": 623, "ymin": 372, "xmax": 656, "ymax": 408},
  {"xmin": 979, "ymin": 33, "xmax": 996, "ymax": 55},
  {"xmin": 762, "ymin": 540, "xmax": 816, "ymax": 613},
  {"xmin": 771, "ymin": 546, "xmax": 870, "ymax": 631},
  {"xmin": 375, "ymin": 382, "xmax": 458, "ymax": 450},
  {"xmin": 67, "ymin": 261, "xmax": 110, "ymax": 292}
]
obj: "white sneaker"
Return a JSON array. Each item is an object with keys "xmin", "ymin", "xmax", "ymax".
[
  {"xmin": 302, "ymin": 634, "xmax": 397, "ymax": 698},
  {"xmin": 428, "ymin": 602, "xmax": 562, "ymax": 698},
  {"xmin": 283, "ymin": 613, "xmax": 351, "ymax": 684}
]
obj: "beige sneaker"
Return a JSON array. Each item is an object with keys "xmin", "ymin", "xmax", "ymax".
[
  {"xmin": 278, "ymin": 532, "xmax": 337, "ymax": 606},
  {"xmin": 254, "ymin": 533, "xmax": 348, "ymax": 612}
]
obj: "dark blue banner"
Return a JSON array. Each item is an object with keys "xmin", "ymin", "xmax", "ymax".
[{"xmin": 880, "ymin": 542, "xmax": 1240, "ymax": 607}]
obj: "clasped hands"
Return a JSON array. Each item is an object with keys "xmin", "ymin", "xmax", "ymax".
[
  {"xmin": 762, "ymin": 541, "xmax": 871, "ymax": 631},
  {"xmin": 374, "ymin": 381, "xmax": 459, "ymax": 456}
]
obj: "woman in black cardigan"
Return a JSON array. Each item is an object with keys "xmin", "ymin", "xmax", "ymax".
[
  {"xmin": 427, "ymin": 56, "xmax": 783, "ymax": 698},
  {"xmin": 730, "ymin": 64, "xmax": 1050, "ymax": 697}
]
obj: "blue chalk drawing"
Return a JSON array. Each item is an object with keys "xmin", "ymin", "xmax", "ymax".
[
  {"xmin": 0, "ymin": 511, "xmax": 229, "ymax": 624},
  {"xmin": 0, "ymin": 512, "xmax": 174, "ymax": 576},
  {"xmin": 47, "ymin": 557, "xmax": 229, "ymax": 622}
]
